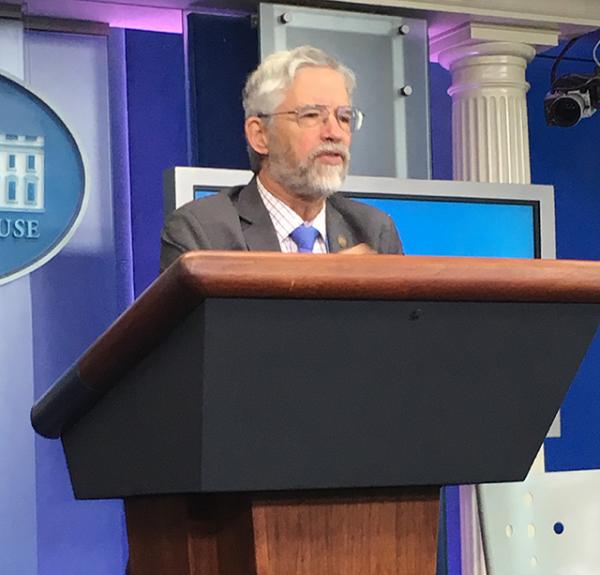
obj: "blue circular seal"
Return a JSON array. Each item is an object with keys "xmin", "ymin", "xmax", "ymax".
[{"xmin": 0, "ymin": 72, "xmax": 86, "ymax": 285}]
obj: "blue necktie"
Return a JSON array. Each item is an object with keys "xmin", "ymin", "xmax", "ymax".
[{"xmin": 290, "ymin": 225, "xmax": 319, "ymax": 253}]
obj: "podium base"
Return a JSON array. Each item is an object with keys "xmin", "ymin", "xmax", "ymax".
[{"xmin": 125, "ymin": 488, "xmax": 439, "ymax": 575}]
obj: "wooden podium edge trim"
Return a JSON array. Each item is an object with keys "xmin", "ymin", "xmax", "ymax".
[{"xmin": 178, "ymin": 251, "xmax": 600, "ymax": 303}]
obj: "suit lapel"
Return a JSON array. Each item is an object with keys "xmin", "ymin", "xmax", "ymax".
[
  {"xmin": 236, "ymin": 181, "xmax": 358, "ymax": 253},
  {"xmin": 326, "ymin": 199, "xmax": 356, "ymax": 253},
  {"xmin": 236, "ymin": 179, "xmax": 281, "ymax": 252}
]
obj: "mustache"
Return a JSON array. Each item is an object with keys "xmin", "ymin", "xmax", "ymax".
[{"xmin": 309, "ymin": 142, "xmax": 350, "ymax": 162}]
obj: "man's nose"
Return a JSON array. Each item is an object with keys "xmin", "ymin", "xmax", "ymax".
[{"xmin": 320, "ymin": 112, "xmax": 347, "ymax": 141}]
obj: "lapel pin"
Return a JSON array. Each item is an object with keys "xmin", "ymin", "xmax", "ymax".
[{"xmin": 337, "ymin": 235, "xmax": 348, "ymax": 249}]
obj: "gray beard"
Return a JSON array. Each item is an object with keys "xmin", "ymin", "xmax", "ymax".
[{"xmin": 268, "ymin": 142, "xmax": 350, "ymax": 200}]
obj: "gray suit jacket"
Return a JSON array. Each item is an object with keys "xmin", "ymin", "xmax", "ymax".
[{"xmin": 160, "ymin": 178, "xmax": 402, "ymax": 270}]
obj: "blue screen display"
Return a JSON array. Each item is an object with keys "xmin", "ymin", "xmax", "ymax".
[
  {"xmin": 351, "ymin": 195, "xmax": 537, "ymax": 258},
  {"xmin": 194, "ymin": 188, "xmax": 219, "ymax": 199}
]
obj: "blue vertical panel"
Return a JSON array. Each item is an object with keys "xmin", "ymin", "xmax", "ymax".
[
  {"xmin": 108, "ymin": 28, "xmax": 134, "ymax": 313},
  {"xmin": 126, "ymin": 30, "xmax": 188, "ymax": 295},
  {"xmin": 429, "ymin": 63, "xmax": 453, "ymax": 181},
  {"xmin": 187, "ymin": 13, "xmax": 259, "ymax": 168},
  {"xmin": 26, "ymin": 31, "xmax": 127, "ymax": 575},
  {"xmin": 443, "ymin": 485, "xmax": 462, "ymax": 575},
  {"xmin": 526, "ymin": 54, "xmax": 600, "ymax": 471}
]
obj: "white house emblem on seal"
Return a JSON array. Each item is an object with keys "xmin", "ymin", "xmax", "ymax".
[{"xmin": 0, "ymin": 133, "xmax": 45, "ymax": 212}]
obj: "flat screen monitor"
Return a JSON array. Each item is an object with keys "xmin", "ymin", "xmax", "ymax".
[{"xmin": 181, "ymin": 172, "xmax": 550, "ymax": 259}]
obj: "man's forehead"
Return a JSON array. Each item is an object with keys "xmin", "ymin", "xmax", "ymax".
[{"xmin": 283, "ymin": 66, "xmax": 350, "ymax": 106}]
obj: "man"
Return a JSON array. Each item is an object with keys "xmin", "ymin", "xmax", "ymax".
[{"xmin": 160, "ymin": 45, "xmax": 402, "ymax": 270}]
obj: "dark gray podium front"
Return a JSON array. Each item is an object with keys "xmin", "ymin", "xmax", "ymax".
[{"xmin": 31, "ymin": 252, "xmax": 600, "ymax": 575}]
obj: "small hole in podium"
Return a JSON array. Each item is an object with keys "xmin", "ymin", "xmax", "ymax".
[{"xmin": 409, "ymin": 308, "xmax": 422, "ymax": 320}]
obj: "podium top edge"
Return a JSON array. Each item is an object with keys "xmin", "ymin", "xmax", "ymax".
[{"xmin": 173, "ymin": 251, "xmax": 600, "ymax": 304}]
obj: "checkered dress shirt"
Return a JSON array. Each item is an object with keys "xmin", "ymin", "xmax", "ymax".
[{"xmin": 256, "ymin": 177, "xmax": 328, "ymax": 253}]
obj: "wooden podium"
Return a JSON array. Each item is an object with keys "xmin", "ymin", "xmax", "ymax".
[{"xmin": 31, "ymin": 252, "xmax": 600, "ymax": 575}]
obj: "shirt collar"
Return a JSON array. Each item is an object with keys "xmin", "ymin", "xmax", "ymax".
[{"xmin": 256, "ymin": 176, "xmax": 328, "ymax": 243}]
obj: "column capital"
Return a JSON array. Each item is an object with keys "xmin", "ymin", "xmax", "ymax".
[
  {"xmin": 430, "ymin": 22, "xmax": 558, "ymax": 65},
  {"xmin": 436, "ymin": 41, "xmax": 537, "ymax": 74}
]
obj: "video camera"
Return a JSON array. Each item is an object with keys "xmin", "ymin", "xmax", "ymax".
[{"xmin": 544, "ymin": 35, "xmax": 600, "ymax": 127}]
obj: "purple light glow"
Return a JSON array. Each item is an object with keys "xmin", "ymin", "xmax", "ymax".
[{"xmin": 26, "ymin": 0, "xmax": 184, "ymax": 33}]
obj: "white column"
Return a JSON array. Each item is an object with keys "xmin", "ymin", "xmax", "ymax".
[
  {"xmin": 431, "ymin": 22, "xmax": 558, "ymax": 575},
  {"xmin": 432, "ymin": 23, "xmax": 559, "ymax": 184},
  {"xmin": 439, "ymin": 41, "xmax": 535, "ymax": 183}
]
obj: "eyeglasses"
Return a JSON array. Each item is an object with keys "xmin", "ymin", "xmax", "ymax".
[{"xmin": 258, "ymin": 105, "xmax": 364, "ymax": 133}]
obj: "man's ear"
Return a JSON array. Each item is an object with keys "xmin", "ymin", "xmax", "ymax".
[{"xmin": 245, "ymin": 116, "xmax": 269, "ymax": 156}]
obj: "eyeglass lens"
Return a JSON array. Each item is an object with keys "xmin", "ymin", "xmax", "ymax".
[{"xmin": 296, "ymin": 106, "xmax": 363, "ymax": 132}]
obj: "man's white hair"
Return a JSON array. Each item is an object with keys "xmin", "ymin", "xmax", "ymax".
[{"xmin": 243, "ymin": 45, "xmax": 356, "ymax": 173}]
